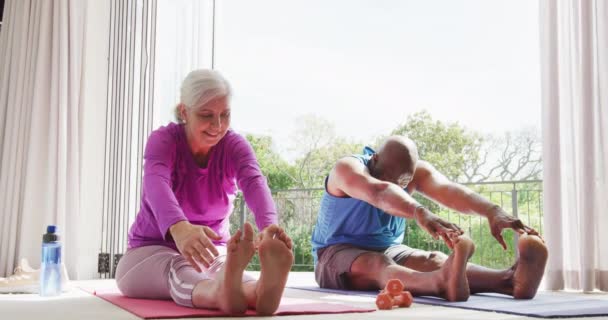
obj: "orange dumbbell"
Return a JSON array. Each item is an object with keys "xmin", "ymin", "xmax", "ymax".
[
  {"xmin": 397, "ymin": 291, "xmax": 413, "ymax": 307},
  {"xmin": 376, "ymin": 292, "xmax": 394, "ymax": 309},
  {"xmin": 376, "ymin": 291, "xmax": 413, "ymax": 309},
  {"xmin": 375, "ymin": 279, "xmax": 413, "ymax": 310},
  {"xmin": 385, "ymin": 279, "xmax": 404, "ymax": 295}
]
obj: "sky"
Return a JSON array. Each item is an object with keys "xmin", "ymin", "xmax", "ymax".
[{"xmin": 159, "ymin": 0, "xmax": 542, "ymax": 162}]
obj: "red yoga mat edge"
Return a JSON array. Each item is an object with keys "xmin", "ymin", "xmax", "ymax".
[{"xmin": 86, "ymin": 287, "xmax": 375, "ymax": 319}]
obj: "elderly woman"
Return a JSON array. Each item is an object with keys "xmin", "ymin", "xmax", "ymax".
[{"xmin": 115, "ymin": 69, "xmax": 293, "ymax": 316}]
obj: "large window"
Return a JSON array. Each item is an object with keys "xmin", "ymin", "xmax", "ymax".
[
  {"xmin": 214, "ymin": 2, "xmax": 543, "ymax": 269},
  {"xmin": 137, "ymin": 0, "xmax": 543, "ymax": 271},
  {"xmin": 215, "ymin": 0, "xmax": 541, "ymax": 163}
]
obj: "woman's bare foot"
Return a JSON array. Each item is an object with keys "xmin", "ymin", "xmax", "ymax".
[
  {"xmin": 193, "ymin": 223, "xmax": 255, "ymax": 314},
  {"xmin": 255, "ymin": 225, "xmax": 294, "ymax": 316},
  {"xmin": 439, "ymin": 235, "xmax": 475, "ymax": 301},
  {"xmin": 512, "ymin": 234, "xmax": 548, "ymax": 299}
]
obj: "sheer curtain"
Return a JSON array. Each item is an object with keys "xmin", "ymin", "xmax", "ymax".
[
  {"xmin": 153, "ymin": 0, "xmax": 215, "ymax": 127},
  {"xmin": 0, "ymin": 0, "xmax": 86, "ymax": 277},
  {"xmin": 540, "ymin": 0, "xmax": 608, "ymax": 291}
]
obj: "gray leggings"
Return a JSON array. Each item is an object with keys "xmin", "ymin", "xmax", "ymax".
[{"xmin": 115, "ymin": 245, "xmax": 253, "ymax": 307}]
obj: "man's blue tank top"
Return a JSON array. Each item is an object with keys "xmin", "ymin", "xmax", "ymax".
[{"xmin": 310, "ymin": 147, "xmax": 407, "ymax": 266}]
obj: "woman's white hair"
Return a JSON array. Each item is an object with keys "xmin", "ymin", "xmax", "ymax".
[{"xmin": 174, "ymin": 69, "xmax": 231, "ymax": 122}]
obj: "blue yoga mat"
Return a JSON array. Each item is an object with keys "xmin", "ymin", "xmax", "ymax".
[{"xmin": 289, "ymin": 286, "xmax": 608, "ymax": 318}]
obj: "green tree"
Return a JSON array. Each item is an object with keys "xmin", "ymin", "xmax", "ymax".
[
  {"xmin": 475, "ymin": 128, "xmax": 542, "ymax": 182},
  {"xmin": 290, "ymin": 114, "xmax": 363, "ymax": 188},
  {"xmin": 294, "ymin": 138, "xmax": 364, "ymax": 188},
  {"xmin": 246, "ymin": 134, "xmax": 296, "ymax": 191},
  {"xmin": 389, "ymin": 110, "xmax": 484, "ymax": 182}
]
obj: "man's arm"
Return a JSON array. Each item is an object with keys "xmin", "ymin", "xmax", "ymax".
[
  {"xmin": 413, "ymin": 160, "xmax": 540, "ymax": 249},
  {"xmin": 330, "ymin": 157, "xmax": 463, "ymax": 248},
  {"xmin": 413, "ymin": 161, "xmax": 497, "ymax": 217},
  {"xmin": 331, "ymin": 157, "xmax": 421, "ymax": 218}
]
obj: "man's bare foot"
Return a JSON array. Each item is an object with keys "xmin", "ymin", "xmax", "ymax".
[
  {"xmin": 439, "ymin": 235, "xmax": 475, "ymax": 301},
  {"xmin": 512, "ymin": 234, "xmax": 548, "ymax": 299},
  {"xmin": 255, "ymin": 225, "xmax": 294, "ymax": 316},
  {"xmin": 193, "ymin": 223, "xmax": 255, "ymax": 314}
]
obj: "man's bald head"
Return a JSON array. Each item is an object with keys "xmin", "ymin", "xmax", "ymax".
[{"xmin": 370, "ymin": 136, "xmax": 419, "ymax": 187}]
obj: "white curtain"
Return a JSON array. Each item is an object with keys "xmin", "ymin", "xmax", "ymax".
[
  {"xmin": 153, "ymin": 0, "xmax": 214, "ymax": 127},
  {"xmin": 540, "ymin": 0, "xmax": 608, "ymax": 291},
  {"xmin": 0, "ymin": 0, "xmax": 86, "ymax": 278}
]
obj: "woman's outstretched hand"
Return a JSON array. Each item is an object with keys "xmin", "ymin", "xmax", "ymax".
[{"xmin": 170, "ymin": 221, "xmax": 222, "ymax": 272}]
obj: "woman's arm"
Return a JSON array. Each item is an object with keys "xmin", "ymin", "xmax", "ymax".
[
  {"xmin": 142, "ymin": 129, "xmax": 188, "ymax": 239},
  {"xmin": 229, "ymin": 134, "xmax": 278, "ymax": 231}
]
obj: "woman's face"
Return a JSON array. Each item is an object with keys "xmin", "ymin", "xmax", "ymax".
[{"xmin": 182, "ymin": 95, "xmax": 231, "ymax": 151}]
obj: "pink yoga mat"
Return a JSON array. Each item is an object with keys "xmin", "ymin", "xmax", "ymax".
[{"xmin": 90, "ymin": 287, "xmax": 375, "ymax": 318}]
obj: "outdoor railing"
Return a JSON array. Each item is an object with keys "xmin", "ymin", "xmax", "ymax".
[
  {"xmin": 98, "ymin": 179, "xmax": 542, "ymax": 277},
  {"xmin": 230, "ymin": 180, "xmax": 543, "ymax": 271}
]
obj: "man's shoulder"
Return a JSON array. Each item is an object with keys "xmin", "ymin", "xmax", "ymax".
[
  {"xmin": 328, "ymin": 156, "xmax": 369, "ymax": 195},
  {"xmin": 337, "ymin": 154, "xmax": 366, "ymax": 166},
  {"xmin": 413, "ymin": 160, "xmax": 433, "ymax": 176},
  {"xmin": 411, "ymin": 160, "xmax": 434, "ymax": 188},
  {"xmin": 333, "ymin": 156, "xmax": 366, "ymax": 175}
]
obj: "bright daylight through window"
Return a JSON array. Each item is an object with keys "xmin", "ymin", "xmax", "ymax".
[{"xmin": 154, "ymin": 0, "xmax": 542, "ymax": 269}]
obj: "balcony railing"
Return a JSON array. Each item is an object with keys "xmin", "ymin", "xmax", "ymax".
[
  {"xmin": 230, "ymin": 180, "xmax": 543, "ymax": 271},
  {"xmin": 99, "ymin": 179, "xmax": 542, "ymax": 277}
]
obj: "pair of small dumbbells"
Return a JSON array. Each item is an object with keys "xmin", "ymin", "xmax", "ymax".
[{"xmin": 375, "ymin": 279, "xmax": 413, "ymax": 310}]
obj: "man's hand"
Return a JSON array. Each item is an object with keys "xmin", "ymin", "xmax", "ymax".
[
  {"xmin": 170, "ymin": 221, "xmax": 222, "ymax": 272},
  {"xmin": 486, "ymin": 206, "xmax": 541, "ymax": 250},
  {"xmin": 414, "ymin": 207, "xmax": 464, "ymax": 249}
]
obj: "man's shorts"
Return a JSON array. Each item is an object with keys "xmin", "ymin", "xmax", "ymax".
[{"xmin": 314, "ymin": 243, "xmax": 423, "ymax": 290}]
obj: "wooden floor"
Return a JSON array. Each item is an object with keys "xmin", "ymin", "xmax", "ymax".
[{"xmin": 2, "ymin": 272, "xmax": 608, "ymax": 320}]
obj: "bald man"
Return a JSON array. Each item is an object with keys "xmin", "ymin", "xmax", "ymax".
[{"xmin": 311, "ymin": 136, "xmax": 548, "ymax": 301}]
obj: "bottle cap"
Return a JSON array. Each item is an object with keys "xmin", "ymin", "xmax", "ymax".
[{"xmin": 43, "ymin": 225, "xmax": 59, "ymax": 243}]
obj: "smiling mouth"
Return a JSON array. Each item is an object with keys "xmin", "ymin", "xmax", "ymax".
[{"xmin": 204, "ymin": 131, "xmax": 220, "ymax": 138}]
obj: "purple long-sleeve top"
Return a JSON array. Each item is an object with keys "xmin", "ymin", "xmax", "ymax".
[{"xmin": 127, "ymin": 122, "xmax": 277, "ymax": 250}]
